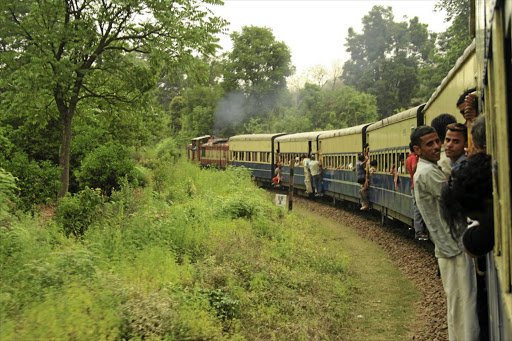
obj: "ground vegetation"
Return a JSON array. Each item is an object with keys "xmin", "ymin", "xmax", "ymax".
[{"xmin": 1, "ymin": 152, "xmax": 357, "ymax": 340}]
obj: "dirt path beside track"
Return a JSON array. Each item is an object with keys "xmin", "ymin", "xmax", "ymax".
[{"xmin": 291, "ymin": 196, "xmax": 448, "ymax": 341}]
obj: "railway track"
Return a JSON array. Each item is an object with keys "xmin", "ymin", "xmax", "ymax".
[{"xmin": 280, "ymin": 192, "xmax": 448, "ymax": 340}]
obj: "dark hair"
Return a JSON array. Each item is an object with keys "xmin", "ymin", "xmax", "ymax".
[
  {"xmin": 358, "ymin": 154, "xmax": 365, "ymax": 162},
  {"xmin": 409, "ymin": 142, "xmax": 414, "ymax": 153},
  {"xmin": 410, "ymin": 126, "xmax": 436, "ymax": 148},
  {"xmin": 456, "ymin": 88, "xmax": 476, "ymax": 107},
  {"xmin": 431, "ymin": 113, "xmax": 457, "ymax": 142},
  {"xmin": 440, "ymin": 153, "xmax": 492, "ymax": 240},
  {"xmin": 471, "ymin": 115, "xmax": 486, "ymax": 149},
  {"xmin": 446, "ymin": 122, "xmax": 468, "ymax": 142},
  {"xmin": 370, "ymin": 160, "xmax": 377, "ymax": 167}
]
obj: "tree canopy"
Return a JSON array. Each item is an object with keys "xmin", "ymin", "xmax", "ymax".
[
  {"xmin": 341, "ymin": 6, "xmax": 435, "ymax": 118},
  {"xmin": 0, "ymin": 0, "xmax": 226, "ymax": 197}
]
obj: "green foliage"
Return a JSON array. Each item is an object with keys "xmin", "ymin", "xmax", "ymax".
[
  {"xmin": 223, "ymin": 26, "xmax": 294, "ymax": 94},
  {"xmin": 55, "ymin": 188, "xmax": 104, "ymax": 237},
  {"xmin": 2, "ymin": 152, "xmax": 61, "ymax": 211},
  {"xmin": 0, "ymin": 0, "xmax": 227, "ymax": 195},
  {"xmin": 342, "ymin": 6, "xmax": 436, "ymax": 117},
  {"xmin": 218, "ymin": 26, "xmax": 294, "ymax": 133},
  {"xmin": 75, "ymin": 142, "xmax": 138, "ymax": 195},
  {"xmin": 1, "ymin": 151, "xmax": 355, "ymax": 340},
  {"xmin": 0, "ymin": 168, "xmax": 17, "ymax": 222},
  {"xmin": 418, "ymin": 0, "xmax": 473, "ymax": 99}
]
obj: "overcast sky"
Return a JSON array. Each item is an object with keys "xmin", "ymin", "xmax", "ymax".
[{"xmin": 209, "ymin": 0, "xmax": 449, "ymax": 76}]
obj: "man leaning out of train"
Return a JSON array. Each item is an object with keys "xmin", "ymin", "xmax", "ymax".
[{"xmin": 411, "ymin": 125, "xmax": 480, "ymax": 341}]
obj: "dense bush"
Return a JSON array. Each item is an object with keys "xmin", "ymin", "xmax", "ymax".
[
  {"xmin": 75, "ymin": 142, "xmax": 138, "ymax": 195},
  {"xmin": 55, "ymin": 187, "xmax": 104, "ymax": 237},
  {"xmin": 1, "ymin": 152, "xmax": 61, "ymax": 211},
  {"xmin": 0, "ymin": 168, "xmax": 17, "ymax": 223}
]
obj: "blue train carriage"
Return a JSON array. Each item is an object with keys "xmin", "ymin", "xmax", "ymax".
[
  {"xmin": 228, "ymin": 133, "xmax": 286, "ymax": 185},
  {"xmin": 318, "ymin": 124, "xmax": 370, "ymax": 203},
  {"xmin": 365, "ymin": 105, "xmax": 425, "ymax": 225},
  {"xmin": 273, "ymin": 131, "xmax": 328, "ymax": 192},
  {"xmin": 422, "ymin": 40, "xmax": 476, "ymax": 125},
  {"xmin": 474, "ymin": 0, "xmax": 512, "ymax": 336}
]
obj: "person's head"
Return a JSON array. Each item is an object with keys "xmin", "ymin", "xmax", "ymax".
[
  {"xmin": 441, "ymin": 153, "xmax": 493, "ymax": 238},
  {"xmin": 370, "ymin": 160, "xmax": 377, "ymax": 167},
  {"xmin": 310, "ymin": 155, "xmax": 315, "ymax": 160},
  {"xmin": 456, "ymin": 88, "xmax": 477, "ymax": 114},
  {"xmin": 410, "ymin": 126, "xmax": 441, "ymax": 163},
  {"xmin": 358, "ymin": 154, "xmax": 365, "ymax": 162},
  {"xmin": 430, "ymin": 113, "xmax": 457, "ymax": 142},
  {"xmin": 444, "ymin": 123, "xmax": 467, "ymax": 162},
  {"xmin": 409, "ymin": 142, "xmax": 415, "ymax": 153},
  {"xmin": 471, "ymin": 114, "xmax": 486, "ymax": 152}
]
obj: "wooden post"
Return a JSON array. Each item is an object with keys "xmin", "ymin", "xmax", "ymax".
[{"xmin": 288, "ymin": 162, "xmax": 294, "ymax": 212}]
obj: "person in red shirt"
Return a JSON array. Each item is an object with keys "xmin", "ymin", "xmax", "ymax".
[{"xmin": 406, "ymin": 142, "xmax": 428, "ymax": 241}]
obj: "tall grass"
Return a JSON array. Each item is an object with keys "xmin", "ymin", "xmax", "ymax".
[{"xmin": 0, "ymin": 154, "xmax": 354, "ymax": 340}]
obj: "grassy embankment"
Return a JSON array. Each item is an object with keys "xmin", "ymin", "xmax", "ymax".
[
  {"xmin": 1, "ymin": 155, "xmax": 359, "ymax": 340},
  {"xmin": 293, "ymin": 207, "xmax": 420, "ymax": 340}
]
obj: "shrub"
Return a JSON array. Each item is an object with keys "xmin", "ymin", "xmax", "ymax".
[
  {"xmin": 55, "ymin": 187, "xmax": 104, "ymax": 237},
  {"xmin": 0, "ymin": 168, "xmax": 18, "ymax": 223},
  {"xmin": 2, "ymin": 152, "xmax": 61, "ymax": 211},
  {"xmin": 75, "ymin": 142, "xmax": 138, "ymax": 195},
  {"xmin": 155, "ymin": 137, "xmax": 182, "ymax": 163}
]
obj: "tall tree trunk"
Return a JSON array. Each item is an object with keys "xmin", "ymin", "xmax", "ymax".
[{"xmin": 58, "ymin": 110, "xmax": 73, "ymax": 198}]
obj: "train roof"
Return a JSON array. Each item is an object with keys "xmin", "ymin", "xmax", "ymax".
[
  {"xmin": 423, "ymin": 40, "xmax": 476, "ymax": 113},
  {"xmin": 228, "ymin": 133, "xmax": 286, "ymax": 142},
  {"xmin": 274, "ymin": 130, "xmax": 330, "ymax": 142},
  {"xmin": 191, "ymin": 135, "xmax": 212, "ymax": 141},
  {"xmin": 202, "ymin": 137, "xmax": 228, "ymax": 146},
  {"xmin": 318, "ymin": 123, "xmax": 369, "ymax": 139},
  {"xmin": 366, "ymin": 105, "xmax": 423, "ymax": 133}
]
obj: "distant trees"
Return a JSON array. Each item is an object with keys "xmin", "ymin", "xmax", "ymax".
[
  {"xmin": 341, "ymin": 6, "xmax": 436, "ymax": 118},
  {"xmin": 219, "ymin": 26, "xmax": 294, "ymax": 134},
  {"xmin": 418, "ymin": 0, "xmax": 473, "ymax": 99},
  {"xmin": 0, "ymin": 0, "xmax": 226, "ymax": 197}
]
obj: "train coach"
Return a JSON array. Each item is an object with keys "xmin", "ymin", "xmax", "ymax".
[
  {"xmin": 228, "ymin": 133, "xmax": 286, "ymax": 185},
  {"xmin": 365, "ymin": 105, "xmax": 424, "ymax": 225}
]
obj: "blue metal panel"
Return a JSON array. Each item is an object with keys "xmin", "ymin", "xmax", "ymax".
[
  {"xmin": 322, "ymin": 169, "xmax": 362, "ymax": 199},
  {"xmin": 276, "ymin": 165, "xmax": 414, "ymax": 220},
  {"xmin": 280, "ymin": 166, "xmax": 305, "ymax": 186},
  {"xmin": 231, "ymin": 161, "xmax": 273, "ymax": 180},
  {"xmin": 370, "ymin": 174, "xmax": 413, "ymax": 219}
]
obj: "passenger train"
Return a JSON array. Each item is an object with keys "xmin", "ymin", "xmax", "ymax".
[{"xmin": 187, "ymin": 1, "xmax": 511, "ymax": 338}]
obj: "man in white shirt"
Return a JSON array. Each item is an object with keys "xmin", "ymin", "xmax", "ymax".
[
  {"xmin": 411, "ymin": 125, "xmax": 479, "ymax": 341},
  {"xmin": 308, "ymin": 155, "xmax": 323, "ymax": 197}
]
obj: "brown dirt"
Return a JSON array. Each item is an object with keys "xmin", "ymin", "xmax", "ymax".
[{"xmin": 292, "ymin": 195, "xmax": 448, "ymax": 341}]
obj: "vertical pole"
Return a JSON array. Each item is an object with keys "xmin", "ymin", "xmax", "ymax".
[{"xmin": 288, "ymin": 162, "xmax": 294, "ymax": 211}]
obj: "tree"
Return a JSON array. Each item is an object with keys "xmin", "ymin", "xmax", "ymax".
[
  {"xmin": 221, "ymin": 26, "xmax": 294, "ymax": 130},
  {"xmin": 0, "ymin": 0, "xmax": 226, "ymax": 197},
  {"xmin": 418, "ymin": 0, "xmax": 473, "ymax": 98},
  {"xmin": 341, "ymin": 6, "xmax": 435, "ymax": 118}
]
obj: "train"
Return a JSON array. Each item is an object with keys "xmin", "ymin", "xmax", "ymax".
[{"xmin": 187, "ymin": 0, "xmax": 511, "ymax": 338}]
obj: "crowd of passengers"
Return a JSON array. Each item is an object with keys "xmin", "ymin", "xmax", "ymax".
[{"xmin": 411, "ymin": 90, "xmax": 493, "ymax": 341}]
